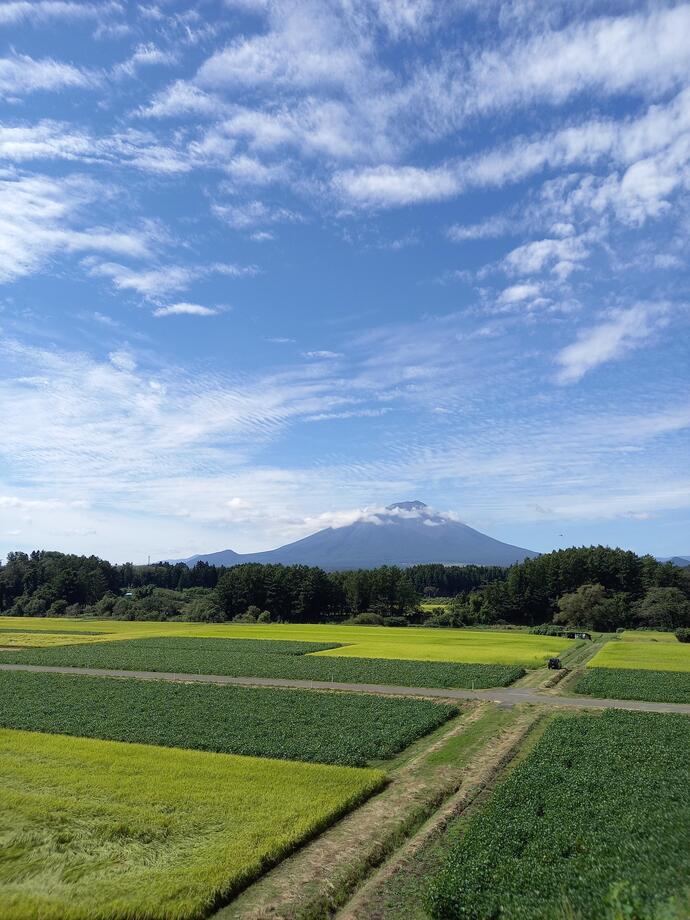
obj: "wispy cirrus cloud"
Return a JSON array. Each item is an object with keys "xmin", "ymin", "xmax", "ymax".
[
  {"xmin": 0, "ymin": 172, "xmax": 150, "ymax": 283},
  {"xmin": 87, "ymin": 260, "xmax": 257, "ymax": 298},
  {"xmin": 153, "ymin": 302, "xmax": 221, "ymax": 317},
  {"xmin": 555, "ymin": 302, "xmax": 671, "ymax": 384},
  {"xmin": 0, "ymin": 1, "xmax": 122, "ymax": 26},
  {"xmin": 0, "ymin": 53, "xmax": 98, "ymax": 96}
]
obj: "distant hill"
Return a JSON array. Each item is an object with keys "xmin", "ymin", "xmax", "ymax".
[
  {"xmin": 657, "ymin": 556, "xmax": 690, "ymax": 568},
  {"xmin": 175, "ymin": 501, "xmax": 539, "ymax": 570}
]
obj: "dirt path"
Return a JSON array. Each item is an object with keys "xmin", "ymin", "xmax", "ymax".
[{"xmin": 1, "ymin": 661, "xmax": 689, "ymax": 714}]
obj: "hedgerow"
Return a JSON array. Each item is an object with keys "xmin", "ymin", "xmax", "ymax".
[
  {"xmin": 0, "ymin": 669, "xmax": 457, "ymax": 766},
  {"xmin": 574, "ymin": 667, "xmax": 690, "ymax": 703},
  {"xmin": 428, "ymin": 711, "xmax": 690, "ymax": 920},
  {"xmin": 0, "ymin": 637, "xmax": 525, "ymax": 688}
]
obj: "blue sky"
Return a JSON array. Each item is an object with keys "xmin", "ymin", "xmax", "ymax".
[{"xmin": 1, "ymin": 0, "xmax": 689, "ymax": 563}]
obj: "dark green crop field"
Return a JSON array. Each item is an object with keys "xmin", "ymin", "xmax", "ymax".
[
  {"xmin": 429, "ymin": 710, "xmax": 690, "ymax": 920},
  {"xmin": 0, "ymin": 669, "xmax": 457, "ymax": 767},
  {"xmin": 575, "ymin": 667, "xmax": 690, "ymax": 704},
  {"xmin": 0, "ymin": 636, "xmax": 524, "ymax": 688}
]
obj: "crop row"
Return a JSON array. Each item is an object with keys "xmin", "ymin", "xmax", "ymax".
[
  {"xmin": 0, "ymin": 669, "xmax": 457, "ymax": 766},
  {"xmin": 0, "ymin": 636, "xmax": 525, "ymax": 687},
  {"xmin": 575, "ymin": 667, "xmax": 690, "ymax": 704},
  {"xmin": 1, "ymin": 727, "xmax": 385, "ymax": 920},
  {"xmin": 429, "ymin": 710, "xmax": 690, "ymax": 919}
]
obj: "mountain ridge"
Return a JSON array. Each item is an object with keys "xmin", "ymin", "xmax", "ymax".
[{"xmin": 174, "ymin": 501, "xmax": 539, "ymax": 570}]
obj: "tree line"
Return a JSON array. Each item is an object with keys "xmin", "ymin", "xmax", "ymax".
[{"xmin": 1, "ymin": 546, "xmax": 688, "ymax": 631}]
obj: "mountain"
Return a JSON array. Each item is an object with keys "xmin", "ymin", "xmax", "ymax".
[
  {"xmin": 657, "ymin": 556, "xmax": 690, "ymax": 568},
  {"xmin": 181, "ymin": 548, "xmax": 244, "ymax": 568},
  {"xmin": 175, "ymin": 501, "xmax": 538, "ymax": 570}
]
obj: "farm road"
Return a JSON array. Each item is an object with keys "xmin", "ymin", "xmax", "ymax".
[{"xmin": 1, "ymin": 662, "xmax": 689, "ymax": 715}]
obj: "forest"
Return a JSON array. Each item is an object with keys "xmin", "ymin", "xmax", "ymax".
[{"xmin": 0, "ymin": 546, "xmax": 688, "ymax": 631}]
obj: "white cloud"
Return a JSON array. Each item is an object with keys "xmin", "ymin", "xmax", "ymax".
[
  {"xmin": 555, "ymin": 303, "xmax": 670, "ymax": 384},
  {"xmin": 197, "ymin": 1, "xmax": 372, "ymax": 92},
  {"xmin": 441, "ymin": 5, "xmax": 690, "ymax": 127},
  {"xmin": 447, "ymin": 216, "xmax": 513, "ymax": 241},
  {"xmin": 0, "ymin": 121, "xmax": 96, "ymax": 162},
  {"xmin": 112, "ymin": 43, "xmax": 176, "ymax": 81},
  {"xmin": 223, "ymin": 155, "xmax": 288, "ymax": 185},
  {"xmin": 503, "ymin": 235, "xmax": 590, "ymax": 277},
  {"xmin": 153, "ymin": 302, "xmax": 220, "ymax": 317},
  {"xmin": 108, "ymin": 350, "xmax": 136, "ymax": 372},
  {"xmin": 0, "ymin": 53, "xmax": 97, "ymax": 96},
  {"xmin": 0, "ymin": 1, "xmax": 121, "ymax": 26},
  {"xmin": 334, "ymin": 165, "xmax": 459, "ymax": 207},
  {"xmin": 0, "ymin": 173, "xmax": 150, "ymax": 283},
  {"xmin": 302, "ymin": 350, "xmax": 343, "ymax": 359},
  {"xmin": 212, "ymin": 198, "xmax": 300, "ymax": 229},
  {"xmin": 87, "ymin": 260, "xmax": 258, "ymax": 299},
  {"xmin": 305, "ymin": 407, "xmax": 391, "ymax": 421},
  {"xmin": 498, "ymin": 283, "xmax": 542, "ymax": 305},
  {"xmin": 137, "ymin": 80, "xmax": 226, "ymax": 118}
]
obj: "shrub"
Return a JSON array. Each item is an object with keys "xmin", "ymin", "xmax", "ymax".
[
  {"xmin": 257, "ymin": 609, "xmax": 273, "ymax": 623},
  {"xmin": 676, "ymin": 628, "xmax": 690, "ymax": 643},
  {"xmin": 344, "ymin": 611, "xmax": 385, "ymax": 626}
]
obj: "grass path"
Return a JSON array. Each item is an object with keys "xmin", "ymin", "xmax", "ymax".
[{"xmin": 217, "ymin": 704, "xmax": 538, "ymax": 920}]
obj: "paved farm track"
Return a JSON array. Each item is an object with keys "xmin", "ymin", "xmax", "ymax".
[{"xmin": 1, "ymin": 662, "xmax": 689, "ymax": 715}]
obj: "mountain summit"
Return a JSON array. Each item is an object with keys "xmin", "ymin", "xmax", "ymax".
[
  {"xmin": 386, "ymin": 500, "xmax": 428, "ymax": 511},
  {"xmin": 178, "ymin": 502, "xmax": 538, "ymax": 570}
]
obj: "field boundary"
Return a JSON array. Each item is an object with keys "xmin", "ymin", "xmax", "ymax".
[
  {"xmin": 216, "ymin": 704, "xmax": 536, "ymax": 920},
  {"xmin": 335, "ymin": 709, "xmax": 546, "ymax": 920}
]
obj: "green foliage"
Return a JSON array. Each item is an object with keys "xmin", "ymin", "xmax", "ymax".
[
  {"xmin": 634, "ymin": 588, "xmax": 690, "ymax": 630},
  {"xmin": 406, "ymin": 564, "xmax": 508, "ymax": 596},
  {"xmin": 554, "ymin": 582, "xmax": 628, "ymax": 631},
  {"xmin": 0, "ymin": 669, "xmax": 457, "ymax": 767},
  {"xmin": 528, "ymin": 624, "xmax": 566, "ymax": 636},
  {"xmin": 0, "ymin": 728, "xmax": 384, "ymax": 920},
  {"xmin": 344, "ymin": 611, "xmax": 385, "ymax": 625},
  {"xmin": 676, "ymin": 628, "xmax": 690, "ymax": 643},
  {"xmin": 478, "ymin": 546, "xmax": 690, "ymax": 627},
  {"xmin": 575, "ymin": 667, "xmax": 690, "ymax": 703},
  {"xmin": 429, "ymin": 711, "xmax": 690, "ymax": 920},
  {"xmin": 3, "ymin": 546, "xmax": 688, "ymax": 630},
  {"xmin": 0, "ymin": 636, "xmax": 525, "ymax": 688}
]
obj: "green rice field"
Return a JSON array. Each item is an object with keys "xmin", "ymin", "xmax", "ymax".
[
  {"xmin": 0, "ymin": 728, "xmax": 384, "ymax": 920},
  {"xmin": 0, "ymin": 636, "xmax": 524, "ymax": 688},
  {"xmin": 574, "ymin": 631, "xmax": 690, "ymax": 702},
  {"xmin": 429, "ymin": 710, "xmax": 690, "ymax": 920},
  {"xmin": 0, "ymin": 616, "xmax": 572, "ymax": 667},
  {"xmin": 587, "ymin": 632, "xmax": 690, "ymax": 672},
  {"xmin": 0, "ymin": 669, "xmax": 457, "ymax": 766}
]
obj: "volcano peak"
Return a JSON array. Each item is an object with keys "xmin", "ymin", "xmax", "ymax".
[{"xmin": 386, "ymin": 500, "xmax": 428, "ymax": 511}]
